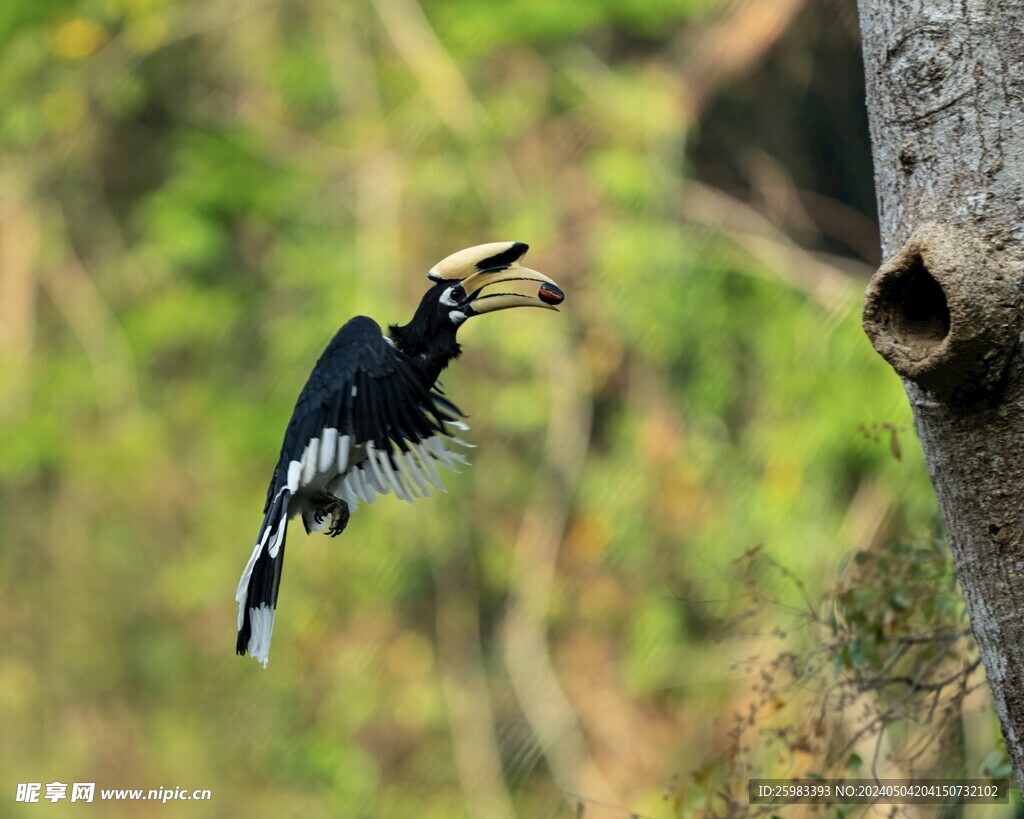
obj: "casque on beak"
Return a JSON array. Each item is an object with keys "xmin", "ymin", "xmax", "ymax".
[{"xmin": 426, "ymin": 241, "xmax": 564, "ymax": 317}]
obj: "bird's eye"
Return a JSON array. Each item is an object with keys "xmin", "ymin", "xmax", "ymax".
[{"xmin": 440, "ymin": 285, "xmax": 466, "ymax": 307}]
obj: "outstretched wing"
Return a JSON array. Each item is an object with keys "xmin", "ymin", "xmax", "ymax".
[{"xmin": 270, "ymin": 315, "xmax": 471, "ymax": 515}]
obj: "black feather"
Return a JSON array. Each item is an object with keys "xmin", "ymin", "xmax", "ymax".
[{"xmin": 239, "ymin": 287, "xmax": 476, "ymax": 663}]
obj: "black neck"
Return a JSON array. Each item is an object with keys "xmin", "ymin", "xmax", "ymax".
[{"xmin": 387, "ymin": 322, "xmax": 462, "ymax": 385}]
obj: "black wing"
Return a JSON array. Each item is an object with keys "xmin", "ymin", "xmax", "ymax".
[
  {"xmin": 270, "ymin": 315, "xmax": 470, "ymax": 511},
  {"xmin": 237, "ymin": 315, "xmax": 469, "ymax": 665}
]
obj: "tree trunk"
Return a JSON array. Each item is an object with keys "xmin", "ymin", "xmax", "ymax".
[{"xmin": 857, "ymin": 0, "xmax": 1024, "ymax": 789}]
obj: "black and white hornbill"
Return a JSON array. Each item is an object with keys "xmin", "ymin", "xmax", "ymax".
[{"xmin": 236, "ymin": 242, "xmax": 564, "ymax": 666}]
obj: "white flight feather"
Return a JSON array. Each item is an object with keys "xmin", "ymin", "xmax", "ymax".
[
  {"xmin": 336, "ymin": 435, "xmax": 351, "ymax": 473},
  {"xmin": 424, "ymin": 436, "xmax": 461, "ymax": 470},
  {"xmin": 350, "ymin": 468, "xmax": 369, "ymax": 504},
  {"xmin": 397, "ymin": 449, "xmax": 429, "ymax": 496},
  {"xmin": 360, "ymin": 468, "xmax": 377, "ymax": 503},
  {"xmin": 367, "ymin": 462, "xmax": 387, "ymax": 492},
  {"xmin": 387, "ymin": 450, "xmax": 417, "ymax": 500},
  {"xmin": 365, "ymin": 443, "xmax": 388, "ymax": 491},
  {"xmin": 406, "ymin": 449, "xmax": 432, "ymax": 496},
  {"xmin": 409, "ymin": 443, "xmax": 446, "ymax": 491},
  {"xmin": 301, "ymin": 437, "xmax": 320, "ymax": 485},
  {"xmin": 319, "ymin": 428, "xmax": 338, "ymax": 473},
  {"xmin": 377, "ymin": 448, "xmax": 411, "ymax": 502},
  {"xmin": 286, "ymin": 460, "xmax": 302, "ymax": 492}
]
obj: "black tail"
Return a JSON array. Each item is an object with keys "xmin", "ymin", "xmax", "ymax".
[{"xmin": 236, "ymin": 488, "xmax": 291, "ymax": 666}]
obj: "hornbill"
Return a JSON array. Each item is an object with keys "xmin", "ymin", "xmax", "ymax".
[{"xmin": 236, "ymin": 242, "xmax": 564, "ymax": 666}]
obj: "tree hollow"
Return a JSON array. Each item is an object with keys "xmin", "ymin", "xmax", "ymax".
[
  {"xmin": 862, "ymin": 223, "xmax": 1014, "ymax": 391},
  {"xmin": 872, "ymin": 252, "xmax": 950, "ymax": 354}
]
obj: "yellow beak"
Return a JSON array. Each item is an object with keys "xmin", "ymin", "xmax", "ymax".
[{"xmin": 462, "ymin": 264, "xmax": 565, "ymax": 315}]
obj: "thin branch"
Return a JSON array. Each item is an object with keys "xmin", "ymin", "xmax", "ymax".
[{"xmin": 857, "ymin": 658, "xmax": 982, "ymax": 694}]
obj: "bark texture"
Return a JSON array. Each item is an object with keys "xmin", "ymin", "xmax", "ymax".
[{"xmin": 858, "ymin": 0, "xmax": 1024, "ymax": 786}]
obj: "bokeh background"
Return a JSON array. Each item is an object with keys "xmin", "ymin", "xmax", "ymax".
[{"xmin": 0, "ymin": 0, "xmax": 1003, "ymax": 817}]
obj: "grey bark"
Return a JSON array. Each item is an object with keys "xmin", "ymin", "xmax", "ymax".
[{"xmin": 857, "ymin": 0, "xmax": 1024, "ymax": 788}]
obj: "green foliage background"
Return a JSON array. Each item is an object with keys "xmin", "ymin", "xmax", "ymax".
[{"xmin": 0, "ymin": 0, "xmax": 957, "ymax": 817}]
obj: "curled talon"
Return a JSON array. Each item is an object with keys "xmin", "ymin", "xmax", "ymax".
[
  {"xmin": 327, "ymin": 497, "xmax": 350, "ymax": 537},
  {"xmin": 309, "ymin": 491, "xmax": 350, "ymax": 538}
]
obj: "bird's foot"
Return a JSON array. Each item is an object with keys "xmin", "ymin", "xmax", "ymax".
[{"xmin": 312, "ymin": 492, "xmax": 350, "ymax": 537}]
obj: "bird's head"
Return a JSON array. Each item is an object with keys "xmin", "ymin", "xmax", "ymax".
[
  {"xmin": 389, "ymin": 242, "xmax": 564, "ymax": 382},
  {"xmin": 425, "ymin": 241, "xmax": 564, "ymax": 325}
]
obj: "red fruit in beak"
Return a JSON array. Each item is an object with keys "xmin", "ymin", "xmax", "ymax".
[{"xmin": 538, "ymin": 283, "xmax": 564, "ymax": 305}]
